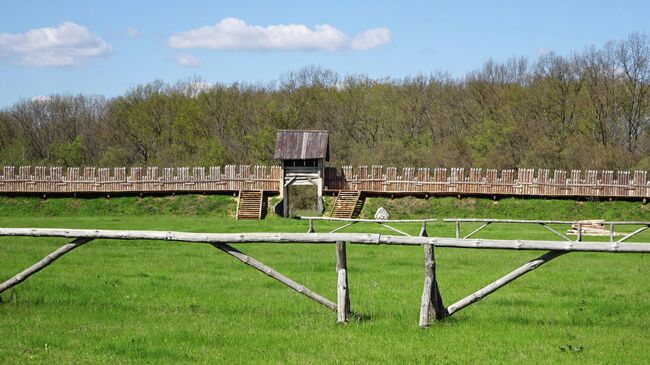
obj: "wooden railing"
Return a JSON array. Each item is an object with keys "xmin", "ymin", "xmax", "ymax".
[
  {"xmin": 1, "ymin": 226, "xmax": 649, "ymax": 327},
  {"xmin": 325, "ymin": 166, "xmax": 650, "ymax": 198},
  {"xmin": 0, "ymin": 165, "xmax": 649, "ymax": 198}
]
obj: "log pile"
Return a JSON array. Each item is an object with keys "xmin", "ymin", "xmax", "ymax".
[{"xmin": 566, "ymin": 220, "xmax": 621, "ymax": 237}]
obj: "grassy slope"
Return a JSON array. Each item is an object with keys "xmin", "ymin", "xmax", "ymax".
[{"xmin": 0, "ymin": 195, "xmax": 649, "ymax": 364}]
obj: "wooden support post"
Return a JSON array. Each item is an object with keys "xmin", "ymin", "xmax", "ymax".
[
  {"xmin": 455, "ymin": 221, "xmax": 461, "ymax": 239},
  {"xmin": 307, "ymin": 219, "xmax": 315, "ymax": 233},
  {"xmin": 211, "ymin": 243, "xmax": 336, "ymax": 311},
  {"xmin": 336, "ymin": 241, "xmax": 350, "ymax": 323},
  {"xmin": 419, "ymin": 242, "xmax": 447, "ymax": 327},
  {"xmin": 577, "ymin": 223, "xmax": 583, "ymax": 242},
  {"xmin": 446, "ymin": 250, "xmax": 566, "ymax": 316},
  {"xmin": 610, "ymin": 223, "xmax": 614, "ymax": 242},
  {"xmin": 282, "ymin": 184, "xmax": 289, "ymax": 218},
  {"xmin": 419, "ymin": 222, "xmax": 428, "ymax": 237},
  {"xmin": 0, "ymin": 237, "xmax": 93, "ymax": 295}
]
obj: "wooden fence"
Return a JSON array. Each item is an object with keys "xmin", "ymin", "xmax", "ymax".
[
  {"xmin": 0, "ymin": 165, "xmax": 649, "ymax": 198},
  {"xmin": 325, "ymin": 166, "xmax": 650, "ymax": 198},
  {"xmin": 1, "ymin": 226, "xmax": 649, "ymax": 327},
  {"xmin": 0, "ymin": 165, "xmax": 281, "ymax": 194}
]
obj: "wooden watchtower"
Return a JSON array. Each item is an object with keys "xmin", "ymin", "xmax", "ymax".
[{"xmin": 274, "ymin": 130, "xmax": 329, "ymax": 217}]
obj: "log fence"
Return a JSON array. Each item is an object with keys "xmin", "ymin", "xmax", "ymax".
[
  {"xmin": 0, "ymin": 165, "xmax": 281, "ymax": 194},
  {"xmin": 0, "ymin": 165, "xmax": 648, "ymax": 199},
  {"xmin": 1, "ymin": 224, "xmax": 649, "ymax": 327}
]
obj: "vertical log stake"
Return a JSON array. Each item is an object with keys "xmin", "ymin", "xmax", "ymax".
[
  {"xmin": 336, "ymin": 241, "xmax": 350, "ymax": 323},
  {"xmin": 419, "ymin": 242, "xmax": 447, "ymax": 327}
]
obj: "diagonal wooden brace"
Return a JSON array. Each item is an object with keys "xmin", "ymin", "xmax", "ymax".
[
  {"xmin": 211, "ymin": 243, "xmax": 337, "ymax": 311},
  {"xmin": 0, "ymin": 237, "xmax": 94, "ymax": 295}
]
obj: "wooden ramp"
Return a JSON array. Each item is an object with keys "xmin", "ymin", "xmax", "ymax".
[
  {"xmin": 237, "ymin": 190, "xmax": 265, "ymax": 220},
  {"xmin": 330, "ymin": 191, "xmax": 364, "ymax": 219}
]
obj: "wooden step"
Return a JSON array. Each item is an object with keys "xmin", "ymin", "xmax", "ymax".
[
  {"xmin": 330, "ymin": 191, "xmax": 364, "ymax": 219},
  {"xmin": 236, "ymin": 190, "xmax": 265, "ymax": 220}
]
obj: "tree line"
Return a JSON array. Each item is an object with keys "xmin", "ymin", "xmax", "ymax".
[{"xmin": 1, "ymin": 33, "xmax": 649, "ymax": 170}]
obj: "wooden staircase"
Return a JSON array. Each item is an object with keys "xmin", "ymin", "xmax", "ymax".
[
  {"xmin": 237, "ymin": 190, "xmax": 265, "ymax": 220},
  {"xmin": 330, "ymin": 191, "xmax": 364, "ymax": 219}
]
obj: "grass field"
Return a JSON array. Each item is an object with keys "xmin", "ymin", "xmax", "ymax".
[{"xmin": 1, "ymin": 195, "xmax": 649, "ymax": 364}]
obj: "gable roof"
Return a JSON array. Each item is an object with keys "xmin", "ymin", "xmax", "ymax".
[{"xmin": 274, "ymin": 130, "xmax": 329, "ymax": 161}]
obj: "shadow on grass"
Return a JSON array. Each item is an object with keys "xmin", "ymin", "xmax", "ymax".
[{"xmin": 350, "ymin": 311, "xmax": 373, "ymax": 322}]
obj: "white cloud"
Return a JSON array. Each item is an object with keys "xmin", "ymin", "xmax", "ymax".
[
  {"xmin": 168, "ymin": 18, "xmax": 390, "ymax": 52},
  {"xmin": 125, "ymin": 27, "xmax": 140, "ymax": 37},
  {"xmin": 175, "ymin": 53, "xmax": 200, "ymax": 67},
  {"xmin": 0, "ymin": 21, "xmax": 110, "ymax": 67},
  {"xmin": 31, "ymin": 95, "xmax": 52, "ymax": 103},
  {"xmin": 349, "ymin": 28, "xmax": 391, "ymax": 51}
]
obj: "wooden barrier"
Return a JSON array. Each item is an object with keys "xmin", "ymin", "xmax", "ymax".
[
  {"xmin": 0, "ymin": 165, "xmax": 648, "ymax": 199},
  {"xmin": 0, "ymin": 165, "xmax": 281, "ymax": 194},
  {"xmin": 1, "ymin": 226, "xmax": 650, "ymax": 327},
  {"xmin": 325, "ymin": 166, "xmax": 650, "ymax": 198}
]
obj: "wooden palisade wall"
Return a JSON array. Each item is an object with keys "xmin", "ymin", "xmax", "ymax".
[{"xmin": 0, "ymin": 165, "xmax": 648, "ymax": 198}]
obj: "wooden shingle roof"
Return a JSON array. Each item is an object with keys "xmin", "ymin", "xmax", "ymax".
[{"xmin": 274, "ymin": 130, "xmax": 329, "ymax": 161}]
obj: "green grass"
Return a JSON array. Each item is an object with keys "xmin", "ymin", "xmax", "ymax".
[{"xmin": 1, "ymin": 195, "xmax": 649, "ymax": 364}]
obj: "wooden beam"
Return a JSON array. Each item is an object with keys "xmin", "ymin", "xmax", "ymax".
[
  {"xmin": 444, "ymin": 218, "xmax": 650, "ymax": 225},
  {"xmin": 0, "ymin": 237, "xmax": 93, "ymax": 295},
  {"xmin": 211, "ymin": 243, "xmax": 336, "ymax": 311},
  {"xmin": 446, "ymin": 250, "xmax": 567, "ymax": 316},
  {"xmin": 617, "ymin": 226, "xmax": 649, "ymax": 242},
  {"xmin": 283, "ymin": 176, "xmax": 297, "ymax": 188},
  {"xmin": 540, "ymin": 223, "xmax": 572, "ymax": 241},
  {"xmin": 419, "ymin": 243, "xmax": 448, "ymax": 327},
  {"xmin": 1, "ymin": 228, "xmax": 650, "ymax": 252},
  {"xmin": 380, "ymin": 223, "xmax": 410, "ymax": 237},
  {"xmin": 419, "ymin": 222, "xmax": 427, "ymax": 237},
  {"xmin": 301, "ymin": 217, "xmax": 438, "ymax": 223},
  {"xmin": 336, "ymin": 241, "xmax": 350, "ymax": 323},
  {"xmin": 329, "ymin": 222, "xmax": 357, "ymax": 233},
  {"xmin": 463, "ymin": 222, "xmax": 491, "ymax": 239}
]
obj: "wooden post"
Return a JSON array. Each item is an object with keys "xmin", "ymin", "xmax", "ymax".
[
  {"xmin": 307, "ymin": 219, "xmax": 315, "ymax": 233},
  {"xmin": 577, "ymin": 223, "xmax": 583, "ymax": 242},
  {"xmin": 419, "ymin": 222, "xmax": 428, "ymax": 237},
  {"xmin": 0, "ymin": 237, "xmax": 93, "ymax": 295},
  {"xmin": 419, "ymin": 242, "xmax": 447, "ymax": 327},
  {"xmin": 282, "ymin": 184, "xmax": 289, "ymax": 217},
  {"xmin": 610, "ymin": 223, "xmax": 614, "ymax": 242},
  {"xmin": 455, "ymin": 221, "xmax": 461, "ymax": 239},
  {"xmin": 336, "ymin": 241, "xmax": 350, "ymax": 323}
]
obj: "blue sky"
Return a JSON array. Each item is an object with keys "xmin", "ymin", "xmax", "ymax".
[{"xmin": 1, "ymin": 0, "xmax": 649, "ymax": 107}]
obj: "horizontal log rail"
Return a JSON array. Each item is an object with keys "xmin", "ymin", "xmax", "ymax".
[
  {"xmin": 2, "ymin": 226, "xmax": 649, "ymax": 327},
  {"xmin": 0, "ymin": 228, "xmax": 648, "ymax": 252},
  {"xmin": 443, "ymin": 218, "xmax": 650, "ymax": 225}
]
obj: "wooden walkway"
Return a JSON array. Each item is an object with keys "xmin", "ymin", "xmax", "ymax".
[{"xmin": 0, "ymin": 165, "xmax": 648, "ymax": 199}]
